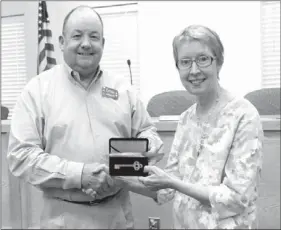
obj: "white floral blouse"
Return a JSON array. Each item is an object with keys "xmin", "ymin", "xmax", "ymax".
[{"xmin": 157, "ymin": 97, "xmax": 264, "ymax": 229}]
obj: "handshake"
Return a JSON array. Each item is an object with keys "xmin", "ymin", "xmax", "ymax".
[
  {"xmin": 81, "ymin": 151, "xmax": 164, "ymax": 198},
  {"xmin": 81, "ymin": 162, "xmax": 117, "ymax": 199}
]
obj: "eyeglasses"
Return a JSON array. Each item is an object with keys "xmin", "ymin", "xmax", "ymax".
[{"xmin": 177, "ymin": 55, "xmax": 216, "ymax": 70}]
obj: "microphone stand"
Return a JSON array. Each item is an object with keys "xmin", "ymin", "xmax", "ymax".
[{"xmin": 127, "ymin": 59, "xmax": 133, "ymax": 85}]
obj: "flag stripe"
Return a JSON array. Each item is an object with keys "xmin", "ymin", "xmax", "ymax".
[
  {"xmin": 38, "ymin": 49, "xmax": 46, "ymax": 64},
  {"xmin": 39, "ymin": 57, "xmax": 47, "ymax": 73},
  {"xmin": 45, "ymin": 43, "xmax": 55, "ymax": 51},
  {"xmin": 38, "ymin": 29, "xmax": 52, "ymax": 38},
  {"xmin": 38, "ymin": 1, "xmax": 56, "ymax": 74},
  {"xmin": 38, "ymin": 43, "xmax": 55, "ymax": 63},
  {"xmin": 38, "ymin": 43, "xmax": 56, "ymax": 64},
  {"xmin": 46, "ymin": 57, "xmax": 57, "ymax": 65},
  {"xmin": 38, "ymin": 30, "xmax": 52, "ymax": 43}
]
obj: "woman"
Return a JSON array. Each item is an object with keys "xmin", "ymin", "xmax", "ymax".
[{"xmin": 137, "ymin": 25, "xmax": 264, "ymax": 229}]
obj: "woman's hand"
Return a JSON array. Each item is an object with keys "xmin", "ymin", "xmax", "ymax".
[{"xmin": 138, "ymin": 166, "xmax": 174, "ymax": 191}]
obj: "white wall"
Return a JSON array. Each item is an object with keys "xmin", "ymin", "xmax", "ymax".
[
  {"xmin": 2, "ymin": 1, "xmax": 262, "ymax": 107},
  {"xmin": 48, "ymin": 1, "xmax": 264, "ymax": 106},
  {"xmin": 138, "ymin": 1, "xmax": 262, "ymax": 105},
  {"xmin": 46, "ymin": 1, "xmax": 137, "ymax": 64}
]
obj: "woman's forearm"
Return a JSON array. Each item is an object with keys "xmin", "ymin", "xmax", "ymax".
[{"xmin": 170, "ymin": 178, "xmax": 211, "ymax": 206}]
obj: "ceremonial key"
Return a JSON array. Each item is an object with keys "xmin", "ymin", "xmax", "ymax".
[
  {"xmin": 114, "ymin": 161, "xmax": 143, "ymax": 171},
  {"xmin": 109, "ymin": 156, "xmax": 148, "ymax": 176}
]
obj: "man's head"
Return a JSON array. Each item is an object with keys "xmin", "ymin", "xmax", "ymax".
[{"xmin": 59, "ymin": 6, "xmax": 105, "ymax": 78}]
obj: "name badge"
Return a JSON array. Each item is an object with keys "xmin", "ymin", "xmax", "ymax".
[{"xmin": 101, "ymin": 87, "xmax": 119, "ymax": 100}]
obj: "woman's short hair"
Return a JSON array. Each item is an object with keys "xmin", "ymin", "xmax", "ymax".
[{"xmin": 172, "ymin": 25, "xmax": 224, "ymax": 69}]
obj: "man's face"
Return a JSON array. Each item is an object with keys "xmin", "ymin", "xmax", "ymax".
[
  {"xmin": 177, "ymin": 40, "xmax": 220, "ymax": 96},
  {"xmin": 59, "ymin": 8, "xmax": 104, "ymax": 77}
]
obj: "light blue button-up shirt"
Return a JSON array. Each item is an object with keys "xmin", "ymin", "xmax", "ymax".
[{"xmin": 7, "ymin": 62, "xmax": 163, "ymax": 228}]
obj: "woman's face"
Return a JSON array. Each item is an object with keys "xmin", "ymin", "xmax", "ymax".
[{"xmin": 177, "ymin": 40, "xmax": 220, "ymax": 96}]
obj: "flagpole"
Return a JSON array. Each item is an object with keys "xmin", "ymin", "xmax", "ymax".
[
  {"xmin": 37, "ymin": 1, "xmax": 41, "ymax": 75},
  {"xmin": 38, "ymin": 1, "xmax": 57, "ymax": 74}
]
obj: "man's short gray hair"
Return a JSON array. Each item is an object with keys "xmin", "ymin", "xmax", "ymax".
[{"xmin": 62, "ymin": 5, "xmax": 104, "ymax": 36}]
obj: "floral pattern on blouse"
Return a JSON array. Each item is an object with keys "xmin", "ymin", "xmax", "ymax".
[{"xmin": 157, "ymin": 97, "xmax": 264, "ymax": 229}]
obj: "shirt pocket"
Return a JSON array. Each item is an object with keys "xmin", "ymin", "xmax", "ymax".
[
  {"xmin": 93, "ymin": 94, "xmax": 131, "ymax": 131},
  {"xmin": 48, "ymin": 123, "xmax": 67, "ymax": 143}
]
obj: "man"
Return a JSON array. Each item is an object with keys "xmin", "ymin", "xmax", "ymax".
[{"xmin": 7, "ymin": 6, "xmax": 163, "ymax": 229}]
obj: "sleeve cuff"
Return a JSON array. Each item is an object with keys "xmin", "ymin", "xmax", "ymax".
[
  {"xmin": 63, "ymin": 162, "xmax": 84, "ymax": 189},
  {"xmin": 142, "ymin": 133, "xmax": 164, "ymax": 153},
  {"xmin": 208, "ymin": 185, "xmax": 245, "ymax": 219},
  {"xmin": 156, "ymin": 188, "xmax": 175, "ymax": 205}
]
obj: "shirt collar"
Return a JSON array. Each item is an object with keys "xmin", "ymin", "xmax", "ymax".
[{"xmin": 63, "ymin": 60, "xmax": 102, "ymax": 84}]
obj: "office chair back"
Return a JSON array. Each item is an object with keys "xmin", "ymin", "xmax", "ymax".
[
  {"xmin": 244, "ymin": 88, "xmax": 280, "ymax": 115},
  {"xmin": 147, "ymin": 90, "xmax": 196, "ymax": 117},
  {"xmin": 1, "ymin": 105, "xmax": 9, "ymax": 120}
]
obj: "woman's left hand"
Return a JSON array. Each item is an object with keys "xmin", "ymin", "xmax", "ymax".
[{"xmin": 138, "ymin": 166, "xmax": 173, "ymax": 191}]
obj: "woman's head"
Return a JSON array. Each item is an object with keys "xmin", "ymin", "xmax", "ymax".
[{"xmin": 172, "ymin": 25, "xmax": 224, "ymax": 96}]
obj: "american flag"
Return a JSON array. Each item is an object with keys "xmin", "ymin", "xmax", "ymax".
[{"xmin": 38, "ymin": 1, "xmax": 56, "ymax": 73}]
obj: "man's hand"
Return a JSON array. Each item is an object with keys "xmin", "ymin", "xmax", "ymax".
[{"xmin": 81, "ymin": 163, "xmax": 114, "ymax": 198}]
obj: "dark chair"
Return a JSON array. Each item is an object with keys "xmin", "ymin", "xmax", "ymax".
[
  {"xmin": 147, "ymin": 90, "xmax": 196, "ymax": 117},
  {"xmin": 1, "ymin": 105, "xmax": 9, "ymax": 120},
  {"xmin": 244, "ymin": 88, "xmax": 280, "ymax": 115}
]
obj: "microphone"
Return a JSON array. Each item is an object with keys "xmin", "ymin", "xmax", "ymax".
[{"xmin": 127, "ymin": 59, "xmax": 133, "ymax": 85}]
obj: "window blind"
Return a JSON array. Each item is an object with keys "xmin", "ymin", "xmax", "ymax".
[
  {"xmin": 96, "ymin": 5, "xmax": 140, "ymax": 92},
  {"xmin": 1, "ymin": 15, "xmax": 27, "ymax": 120},
  {"xmin": 261, "ymin": 1, "xmax": 280, "ymax": 88}
]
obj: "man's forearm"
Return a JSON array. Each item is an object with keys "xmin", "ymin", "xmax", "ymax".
[{"xmin": 7, "ymin": 145, "xmax": 84, "ymax": 190}]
